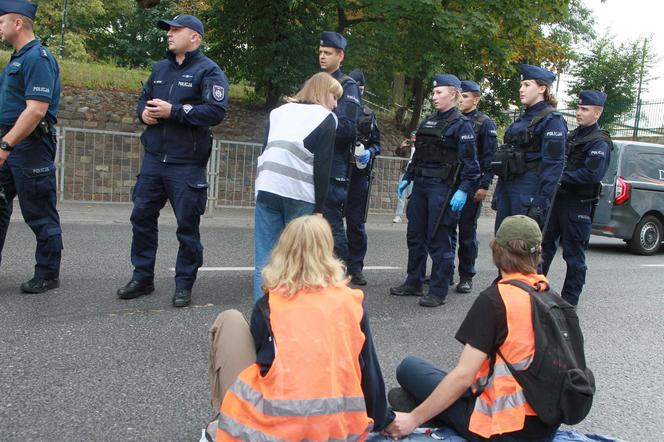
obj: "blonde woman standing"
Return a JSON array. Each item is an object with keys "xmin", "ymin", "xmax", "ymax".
[
  {"xmin": 253, "ymin": 72, "xmax": 342, "ymax": 301},
  {"xmin": 208, "ymin": 215, "xmax": 394, "ymax": 441}
]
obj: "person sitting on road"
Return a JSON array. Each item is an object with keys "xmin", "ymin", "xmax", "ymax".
[
  {"xmin": 207, "ymin": 215, "xmax": 395, "ymax": 441},
  {"xmin": 385, "ymin": 215, "xmax": 559, "ymax": 441}
]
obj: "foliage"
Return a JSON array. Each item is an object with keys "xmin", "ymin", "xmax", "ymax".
[{"xmin": 566, "ymin": 36, "xmax": 656, "ymax": 128}]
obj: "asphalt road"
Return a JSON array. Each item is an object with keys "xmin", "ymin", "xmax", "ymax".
[{"xmin": 1, "ymin": 203, "xmax": 662, "ymax": 441}]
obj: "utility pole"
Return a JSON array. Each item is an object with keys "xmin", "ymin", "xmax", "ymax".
[
  {"xmin": 59, "ymin": 0, "xmax": 68, "ymax": 58},
  {"xmin": 633, "ymin": 39, "xmax": 647, "ymax": 139}
]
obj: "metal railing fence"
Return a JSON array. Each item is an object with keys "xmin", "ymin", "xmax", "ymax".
[{"xmin": 55, "ymin": 127, "xmax": 410, "ymax": 215}]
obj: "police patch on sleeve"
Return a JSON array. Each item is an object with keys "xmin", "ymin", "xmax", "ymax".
[
  {"xmin": 183, "ymin": 104, "xmax": 193, "ymax": 114},
  {"xmin": 212, "ymin": 85, "xmax": 225, "ymax": 102}
]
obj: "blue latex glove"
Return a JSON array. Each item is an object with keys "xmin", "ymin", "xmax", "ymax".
[
  {"xmin": 397, "ymin": 180, "xmax": 411, "ymax": 198},
  {"xmin": 450, "ymin": 189, "xmax": 467, "ymax": 213},
  {"xmin": 357, "ymin": 150, "xmax": 371, "ymax": 165}
]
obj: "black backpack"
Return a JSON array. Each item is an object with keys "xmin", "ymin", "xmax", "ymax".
[{"xmin": 496, "ymin": 280, "xmax": 596, "ymax": 426}]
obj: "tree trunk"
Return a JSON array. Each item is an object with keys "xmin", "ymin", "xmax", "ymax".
[{"xmin": 407, "ymin": 77, "xmax": 425, "ymax": 134}]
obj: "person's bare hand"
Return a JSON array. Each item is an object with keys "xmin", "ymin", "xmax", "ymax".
[
  {"xmin": 0, "ymin": 148, "xmax": 9, "ymax": 167},
  {"xmin": 145, "ymin": 99, "xmax": 172, "ymax": 119},
  {"xmin": 141, "ymin": 108, "xmax": 159, "ymax": 125},
  {"xmin": 474, "ymin": 188, "xmax": 488, "ymax": 203},
  {"xmin": 383, "ymin": 411, "xmax": 419, "ymax": 439}
]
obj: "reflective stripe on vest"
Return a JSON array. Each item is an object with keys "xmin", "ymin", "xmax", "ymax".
[
  {"xmin": 218, "ymin": 286, "xmax": 372, "ymax": 442},
  {"xmin": 255, "ymin": 139, "xmax": 315, "ymax": 203},
  {"xmin": 468, "ymin": 274, "xmax": 541, "ymax": 438}
]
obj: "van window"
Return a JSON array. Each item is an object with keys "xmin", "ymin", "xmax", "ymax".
[{"xmin": 622, "ymin": 151, "xmax": 664, "ymax": 184}]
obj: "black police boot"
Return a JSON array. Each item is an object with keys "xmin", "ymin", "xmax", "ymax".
[
  {"xmin": 20, "ymin": 277, "xmax": 59, "ymax": 294},
  {"xmin": 117, "ymin": 280, "xmax": 155, "ymax": 299},
  {"xmin": 350, "ymin": 272, "xmax": 367, "ymax": 286},
  {"xmin": 172, "ymin": 288, "xmax": 192, "ymax": 307},
  {"xmin": 389, "ymin": 283, "xmax": 423, "ymax": 297},
  {"xmin": 455, "ymin": 279, "xmax": 473, "ymax": 294},
  {"xmin": 419, "ymin": 294, "xmax": 446, "ymax": 307}
]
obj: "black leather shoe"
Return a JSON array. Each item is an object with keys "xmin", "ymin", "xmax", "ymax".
[
  {"xmin": 20, "ymin": 277, "xmax": 59, "ymax": 294},
  {"xmin": 117, "ymin": 280, "xmax": 155, "ymax": 299},
  {"xmin": 172, "ymin": 288, "xmax": 192, "ymax": 307},
  {"xmin": 455, "ymin": 279, "xmax": 473, "ymax": 293},
  {"xmin": 419, "ymin": 294, "xmax": 446, "ymax": 307},
  {"xmin": 388, "ymin": 387, "xmax": 418, "ymax": 413},
  {"xmin": 350, "ymin": 272, "xmax": 367, "ymax": 286},
  {"xmin": 389, "ymin": 283, "xmax": 423, "ymax": 297}
]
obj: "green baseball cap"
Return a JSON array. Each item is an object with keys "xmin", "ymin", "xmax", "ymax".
[{"xmin": 495, "ymin": 215, "xmax": 542, "ymax": 252}]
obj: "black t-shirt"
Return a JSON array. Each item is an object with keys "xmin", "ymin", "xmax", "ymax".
[{"xmin": 455, "ymin": 281, "xmax": 558, "ymax": 441}]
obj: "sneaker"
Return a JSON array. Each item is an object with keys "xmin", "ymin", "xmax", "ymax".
[
  {"xmin": 455, "ymin": 279, "xmax": 473, "ymax": 293},
  {"xmin": 20, "ymin": 277, "xmax": 59, "ymax": 294},
  {"xmin": 117, "ymin": 280, "xmax": 155, "ymax": 299},
  {"xmin": 389, "ymin": 283, "xmax": 423, "ymax": 297},
  {"xmin": 173, "ymin": 288, "xmax": 192, "ymax": 307},
  {"xmin": 350, "ymin": 272, "xmax": 367, "ymax": 286},
  {"xmin": 419, "ymin": 294, "xmax": 446, "ymax": 307},
  {"xmin": 392, "ymin": 216, "xmax": 402, "ymax": 223}
]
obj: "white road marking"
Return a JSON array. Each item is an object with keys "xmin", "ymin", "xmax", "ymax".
[
  {"xmin": 640, "ymin": 264, "xmax": 664, "ymax": 267},
  {"xmin": 169, "ymin": 266, "xmax": 401, "ymax": 272}
]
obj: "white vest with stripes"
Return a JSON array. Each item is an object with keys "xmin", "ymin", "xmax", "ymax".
[{"xmin": 255, "ymin": 102, "xmax": 336, "ymax": 203}]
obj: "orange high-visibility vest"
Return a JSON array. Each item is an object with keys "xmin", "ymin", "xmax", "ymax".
[
  {"xmin": 218, "ymin": 285, "xmax": 373, "ymax": 442},
  {"xmin": 468, "ymin": 273, "xmax": 546, "ymax": 438}
]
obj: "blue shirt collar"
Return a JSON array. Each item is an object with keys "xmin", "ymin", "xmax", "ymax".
[{"xmin": 11, "ymin": 39, "xmax": 40, "ymax": 60}]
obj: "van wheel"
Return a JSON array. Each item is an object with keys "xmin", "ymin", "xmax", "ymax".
[{"xmin": 627, "ymin": 215, "xmax": 663, "ymax": 255}]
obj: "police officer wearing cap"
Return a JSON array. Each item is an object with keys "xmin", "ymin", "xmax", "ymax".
[
  {"xmin": 116, "ymin": 14, "xmax": 228, "ymax": 307},
  {"xmin": 345, "ymin": 68, "xmax": 381, "ymax": 286},
  {"xmin": 540, "ymin": 90, "xmax": 611, "ymax": 306},
  {"xmin": 390, "ymin": 74, "xmax": 480, "ymax": 307},
  {"xmin": 0, "ymin": 0, "xmax": 63, "ymax": 294},
  {"xmin": 451, "ymin": 80, "xmax": 497, "ymax": 294},
  {"xmin": 318, "ymin": 31, "xmax": 362, "ymax": 267},
  {"xmin": 493, "ymin": 64, "xmax": 567, "ymax": 232}
]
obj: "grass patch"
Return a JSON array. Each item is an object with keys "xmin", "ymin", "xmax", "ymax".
[{"xmin": 1, "ymin": 49, "xmax": 251, "ymax": 98}]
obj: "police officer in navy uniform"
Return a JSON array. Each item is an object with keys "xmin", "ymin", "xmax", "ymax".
[
  {"xmin": 540, "ymin": 90, "xmax": 611, "ymax": 306},
  {"xmin": 493, "ymin": 64, "xmax": 567, "ymax": 232},
  {"xmin": 346, "ymin": 68, "xmax": 380, "ymax": 286},
  {"xmin": 318, "ymin": 31, "xmax": 362, "ymax": 267},
  {"xmin": 116, "ymin": 14, "xmax": 228, "ymax": 307},
  {"xmin": 0, "ymin": 0, "xmax": 63, "ymax": 294},
  {"xmin": 451, "ymin": 80, "xmax": 497, "ymax": 293},
  {"xmin": 390, "ymin": 75, "xmax": 480, "ymax": 307}
]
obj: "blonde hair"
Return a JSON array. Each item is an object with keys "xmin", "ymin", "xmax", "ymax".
[
  {"xmin": 490, "ymin": 239, "xmax": 542, "ymax": 274},
  {"xmin": 450, "ymin": 86, "xmax": 462, "ymax": 105},
  {"xmin": 261, "ymin": 215, "xmax": 347, "ymax": 297},
  {"xmin": 535, "ymin": 80, "xmax": 558, "ymax": 108},
  {"xmin": 288, "ymin": 72, "xmax": 343, "ymax": 106}
]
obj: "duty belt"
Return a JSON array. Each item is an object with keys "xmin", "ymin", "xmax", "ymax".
[{"xmin": 413, "ymin": 165, "xmax": 453, "ymax": 180}]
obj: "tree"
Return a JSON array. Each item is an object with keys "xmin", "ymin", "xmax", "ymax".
[{"xmin": 567, "ymin": 36, "xmax": 656, "ymax": 128}]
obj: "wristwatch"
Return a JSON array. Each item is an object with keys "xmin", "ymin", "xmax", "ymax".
[{"xmin": 0, "ymin": 140, "xmax": 13, "ymax": 152}]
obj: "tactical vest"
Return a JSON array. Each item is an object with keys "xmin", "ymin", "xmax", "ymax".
[
  {"xmin": 414, "ymin": 109, "xmax": 464, "ymax": 165},
  {"xmin": 357, "ymin": 105, "xmax": 374, "ymax": 145},
  {"xmin": 560, "ymin": 127, "xmax": 612, "ymax": 199},
  {"xmin": 504, "ymin": 107, "xmax": 559, "ymax": 153},
  {"xmin": 470, "ymin": 111, "xmax": 489, "ymax": 139}
]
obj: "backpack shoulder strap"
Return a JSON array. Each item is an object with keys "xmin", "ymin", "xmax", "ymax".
[
  {"xmin": 338, "ymin": 74, "xmax": 355, "ymax": 87},
  {"xmin": 527, "ymin": 107, "xmax": 559, "ymax": 131}
]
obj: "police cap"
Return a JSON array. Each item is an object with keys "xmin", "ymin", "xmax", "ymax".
[
  {"xmin": 519, "ymin": 64, "xmax": 556, "ymax": 86},
  {"xmin": 0, "ymin": 0, "xmax": 37, "ymax": 20},
  {"xmin": 349, "ymin": 68, "xmax": 365, "ymax": 86},
  {"xmin": 320, "ymin": 31, "xmax": 347, "ymax": 50},
  {"xmin": 461, "ymin": 80, "xmax": 481, "ymax": 93},
  {"xmin": 432, "ymin": 74, "xmax": 461, "ymax": 89},
  {"xmin": 158, "ymin": 14, "xmax": 205, "ymax": 37},
  {"xmin": 578, "ymin": 90, "xmax": 607, "ymax": 107}
]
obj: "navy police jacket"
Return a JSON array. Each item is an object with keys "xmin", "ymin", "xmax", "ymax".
[
  {"xmin": 503, "ymin": 101, "xmax": 567, "ymax": 209},
  {"xmin": 562, "ymin": 123, "xmax": 611, "ymax": 188},
  {"xmin": 330, "ymin": 69, "xmax": 362, "ymax": 179},
  {"xmin": 137, "ymin": 49, "xmax": 228, "ymax": 165},
  {"xmin": 464, "ymin": 109, "xmax": 497, "ymax": 190},
  {"xmin": 406, "ymin": 108, "xmax": 481, "ymax": 195}
]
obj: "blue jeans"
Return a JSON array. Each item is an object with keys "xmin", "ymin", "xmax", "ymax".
[{"xmin": 253, "ymin": 191, "xmax": 314, "ymax": 301}]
